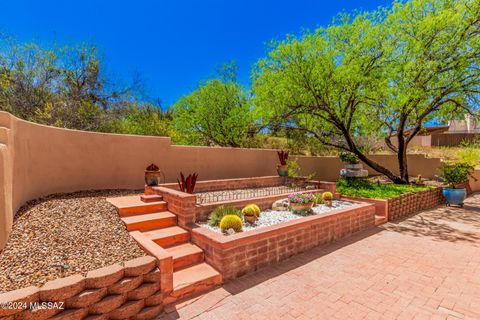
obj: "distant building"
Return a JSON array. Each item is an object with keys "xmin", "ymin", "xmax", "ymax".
[{"xmin": 448, "ymin": 114, "xmax": 480, "ymax": 133}]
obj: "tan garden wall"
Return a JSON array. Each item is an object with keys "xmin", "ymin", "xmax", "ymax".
[{"xmin": 0, "ymin": 112, "xmax": 446, "ymax": 250}]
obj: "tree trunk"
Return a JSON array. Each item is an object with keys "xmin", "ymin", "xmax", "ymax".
[{"xmin": 396, "ymin": 132, "xmax": 410, "ymax": 184}]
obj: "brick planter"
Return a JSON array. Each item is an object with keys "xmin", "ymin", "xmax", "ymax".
[
  {"xmin": 341, "ymin": 187, "xmax": 444, "ymax": 221},
  {"xmin": 188, "ymin": 202, "xmax": 375, "ymax": 280},
  {"xmin": 0, "ymin": 256, "xmax": 163, "ymax": 320},
  {"xmin": 146, "ymin": 176, "xmax": 338, "ymax": 225}
]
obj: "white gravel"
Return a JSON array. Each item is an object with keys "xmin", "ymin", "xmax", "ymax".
[{"xmin": 199, "ymin": 200, "xmax": 356, "ymax": 234}]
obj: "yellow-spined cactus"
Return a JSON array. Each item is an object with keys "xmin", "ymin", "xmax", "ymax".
[
  {"xmin": 241, "ymin": 204, "xmax": 261, "ymax": 217},
  {"xmin": 220, "ymin": 214, "xmax": 243, "ymax": 233},
  {"xmin": 322, "ymin": 192, "xmax": 333, "ymax": 201}
]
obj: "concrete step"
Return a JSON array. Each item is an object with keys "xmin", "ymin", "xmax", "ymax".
[
  {"xmin": 165, "ymin": 243, "xmax": 204, "ymax": 271},
  {"xmin": 140, "ymin": 194, "xmax": 163, "ymax": 203},
  {"xmin": 143, "ymin": 226, "xmax": 190, "ymax": 248},
  {"xmin": 121, "ymin": 212, "xmax": 177, "ymax": 231},
  {"xmin": 165, "ymin": 263, "xmax": 222, "ymax": 304},
  {"xmin": 107, "ymin": 195, "xmax": 167, "ymax": 216},
  {"xmin": 375, "ymin": 215, "xmax": 388, "ymax": 226}
]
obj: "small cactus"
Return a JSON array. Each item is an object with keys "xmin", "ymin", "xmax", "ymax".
[
  {"xmin": 241, "ymin": 204, "xmax": 261, "ymax": 217},
  {"xmin": 220, "ymin": 215, "xmax": 243, "ymax": 233},
  {"xmin": 322, "ymin": 192, "xmax": 333, "ymax": 201}
]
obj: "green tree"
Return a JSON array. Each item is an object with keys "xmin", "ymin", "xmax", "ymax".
[
  {"xmin": 172, "ymin": 63, "xmax": 256, "ymax": 147},
  {"xmin": 253, "ymin": 0, "xmax": 480, "ymax": 184}
]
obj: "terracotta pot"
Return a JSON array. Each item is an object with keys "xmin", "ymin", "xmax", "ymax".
[
  {"xmin": 289, "ymin": 202, "xmax": 314, "ymax": 211},
  {"xmin": 244, "ymin": 214, "xmax": 258, "ymax": 224},
  {"xmin": 145, "ymin": 170, "xmax": 161, "ymax": 186}
]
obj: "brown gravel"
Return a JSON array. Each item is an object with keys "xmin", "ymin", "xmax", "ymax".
[{"xmin": 0, "ymin": 190, "xmax": 146, "ymax": 293}]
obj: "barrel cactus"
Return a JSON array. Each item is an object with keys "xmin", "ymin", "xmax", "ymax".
[
  {"xmin": 322, "ymin": 192, "xmax": 333, "ymax": 201},
  {"xmin": 220, "ymin": 214, "xmax": 243, "ymax": 233},
  {"xmin": 241, "ymin": 204, "xmax": 261, "ymax": 217}
]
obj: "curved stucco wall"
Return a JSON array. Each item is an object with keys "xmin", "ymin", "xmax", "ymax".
[{"xmin": 0, "ymin": 112, "xmax": 447, "ymax": 250}]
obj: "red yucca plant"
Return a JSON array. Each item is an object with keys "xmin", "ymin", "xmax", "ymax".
[
  {"xmin": 177, "ymin": 172, "xmax": 198, "ymax": 194},
  {"xmin": 277, "ymin": 150, "xmax": 289, "ymax": 166}
]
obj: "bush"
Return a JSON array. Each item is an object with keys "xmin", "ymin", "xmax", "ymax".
[
  {"xmin": 322, "ymin": 192, "xmax": 333, "ymax": 201},
  {"xmin": 241, "ymin": 204, "xmax": 261, "ymax": 217},
  {"xmin": 208, "ymin": 206, "xmax": 243, "ymax": 226},
  {"xmin": 440, "ymin": 162, "xmax": 474, "ymax": 188},
  {"xmin": 336, "ymin": 178, "xmax": 431, "ymax": 199},
  {"xmin": 339, "ymin": 152, "xmax": 359, "ymax": 164},
  {"xmin": 220, "ymin": 215, "xmax": 243, "ymax": 233}
]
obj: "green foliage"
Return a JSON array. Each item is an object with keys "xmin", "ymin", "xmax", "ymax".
[
  {"xmin": 219, "ymin": 214, "xmax": 243, "ymax": 233},
  {"xmin": 172, "ymin": 62, "xmax": 256, "ymax": 147},
  {"xmin": 440, "ymin": 162, "xmax": 474, "ymax": 188},
  {"xmin": 208, "ymin": 205, "xmax": 243, "ymax": 227},
  {"xmin": 107, "ymin": 105, "xmax": 173, "ymax": 137},
  {"xmin": 339, "ymin": 152, "xmax": 359, "ymax": 164},
  {"xmin": 253, "ymin": 0, "xmax": 480, "ymax": 184},
  {"xmin": 336, "ymin": 179, "xmax": 431, "ymax": 199},
  {"xmin": 241, "ymin": 204, "xmax": 261, "ymax": 217},
  {"xmin": 286, "ymin": 159, "xmax": 300, "ymax": 177}
]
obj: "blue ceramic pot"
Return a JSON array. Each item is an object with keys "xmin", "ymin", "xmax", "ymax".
[{"xmin": 442, "ymin": 188, "xmax": 466, "ymax": 207}]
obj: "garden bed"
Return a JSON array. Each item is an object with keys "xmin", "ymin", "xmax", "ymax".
[
  {"xmin": 0, "ymin": 190, "xmax": 146, "ymax": 293},
  {"xmin": 189, "ymin": 200, "xmax": 375, "ymax": 280},
  {"xmin": 198, "ymin": 200, "xmax": 355, "ymax": 233}
]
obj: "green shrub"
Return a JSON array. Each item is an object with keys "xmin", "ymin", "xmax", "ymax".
[
  {"xmin": 220, "ymin": 215, "xmax": 243, "ymax": 233},
  {"xmin": 440, "ymin": 162, "xmax": 474, "ymax": 188},
  {"xmin": 336, "ymin": 178, "xmax": 431, "ymax": 199},
  {"xmin": 208, "ymin": 206, "xmax": 243, "ymax": 226},
  {"xmin": 241, "ymin": 204, "xmax": 261, "ymax": 217},
  {"xmin": 339, "ymin": 152, "xmax": 359, "ymax": 164}
]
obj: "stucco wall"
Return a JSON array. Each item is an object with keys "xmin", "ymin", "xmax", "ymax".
[{"xmin": 0, "ymin": 112, "xmax": 445, "ymax": 250}]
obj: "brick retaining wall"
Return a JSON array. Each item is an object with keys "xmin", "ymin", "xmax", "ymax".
[
  {"xmin": 0, "ymin": 256, "xmax": 162, "ymax": 320},
  {"xmin": 341, "ymin": 187, "xmax": 444, "ymax": 221},
  {"xmin": 189, "ymin": 202, "xmax": 375, "ymax": 280},
  {"xmin": 386, "ymin": 187, "xmax": 444, "ymax": 221}
]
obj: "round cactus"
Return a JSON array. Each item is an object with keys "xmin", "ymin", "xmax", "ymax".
[
  {"xmin": 322, "ymin": 192, "xmax": 333, "ymax": 201},
  {"xmin": 220, "ymin": 214, "xmax": 243, "ymax": 233},
  {"xmin": 241, "ymin": 204, "xmax": 261, "ymax": 217}
]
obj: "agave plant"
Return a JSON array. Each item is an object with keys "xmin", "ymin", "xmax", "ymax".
[
  {"xmin": 177, "ymin": 172, "xmax": 198, "ymax": 193},
  {"xmin": 277, "ymin": 150, "xmax": 289, "ymax": 166}
]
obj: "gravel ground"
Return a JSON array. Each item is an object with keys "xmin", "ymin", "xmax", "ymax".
[
  {"xmin": 199, "ymin": 200, "xmax": 355, "ymax": 234},
  {"xmin": 0, "ymin": 190, "xmax": 146, "ymax": 293}
]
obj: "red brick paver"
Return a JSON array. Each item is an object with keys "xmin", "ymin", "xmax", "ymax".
[{"xmin": 158, "ymin": 194, "xmax": 480, "ymax": 320}]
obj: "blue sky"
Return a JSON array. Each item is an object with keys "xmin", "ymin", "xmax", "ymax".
[{"xmin": 0, "ymin": 0, "xmax": 391, "ymax": 106}]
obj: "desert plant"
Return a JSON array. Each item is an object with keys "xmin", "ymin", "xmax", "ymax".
[
  {"xmin": 314, "ymin": 193, "xmax": 323, "ymax": 204},
  {"xmin": 146, "ymin": 163, "xmax": 160, "ymax": 171},
  {"xmin": 177, "ymin": 172, "xmax": 198, "ymax": 193},
  {"xmin": 440, "ymin": 162, "xmax": 474, "ymax": 189},
  {"xmin": 277, "ymin": 150, "xmax": 289, "ymax": 166},
  {"xmin": 415, "ymin": 174, "xmax": 423, "ymax": 185},
  {"xmin": 220, "ymin": 214, "xmax": 243, "ymax": 233},
  {"xmin": 208, "ymin": 206, "xmax": 243, "ymax": 226},
  {"xmin": 339, "ymin": 152, "xmax": 359, "ymax": 164},
  {"xmin": 322, "ymin": 192, "xmax": 333, "ymax": 201},
  {"xmin": 287, "ymin": 159, "xmax": 300, "ymax": 177},
  {"xmin": 241, "ymin": 204, "xmax": 261, "ymax": 217}
]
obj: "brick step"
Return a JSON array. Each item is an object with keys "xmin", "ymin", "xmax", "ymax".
[
  {"xmin": 165, "ymin": 243, "xmax": 204, "ymax": 271},
  {"xmin": 143, "ymin": 226, "xmax": 190, "ymax": 248},
  {"xmin": 121, "ymin": 211, "xmax": 177, "ymax": 231},
  {"xmin": 164, "ymin": 263, "xmax": 222, "ymax": 304},
  {"xmin": 107, "ymin": 195, "xmax": 167, "ymax": 216},
  {"xmin": 375, "ymin": 215, "xmax": 388, "ymax": 226},
  {"xmin": 140, "ymin": 194, "xmax": 163, "ymax": 203}
]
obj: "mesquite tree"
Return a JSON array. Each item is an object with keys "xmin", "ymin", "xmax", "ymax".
[{"xmin": 253, "ymin": 0, "xmax": 480, "ymax": 184}]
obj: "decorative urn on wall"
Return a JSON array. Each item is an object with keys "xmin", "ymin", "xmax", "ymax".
[{"xmin": 144, "ymin": 163, "xmax": 162, "ymax": 186}]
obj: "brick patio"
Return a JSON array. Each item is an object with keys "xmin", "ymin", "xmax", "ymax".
[{"xmin": 158, "ymin": 194, "xmax": 480, "ymax": 320}]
